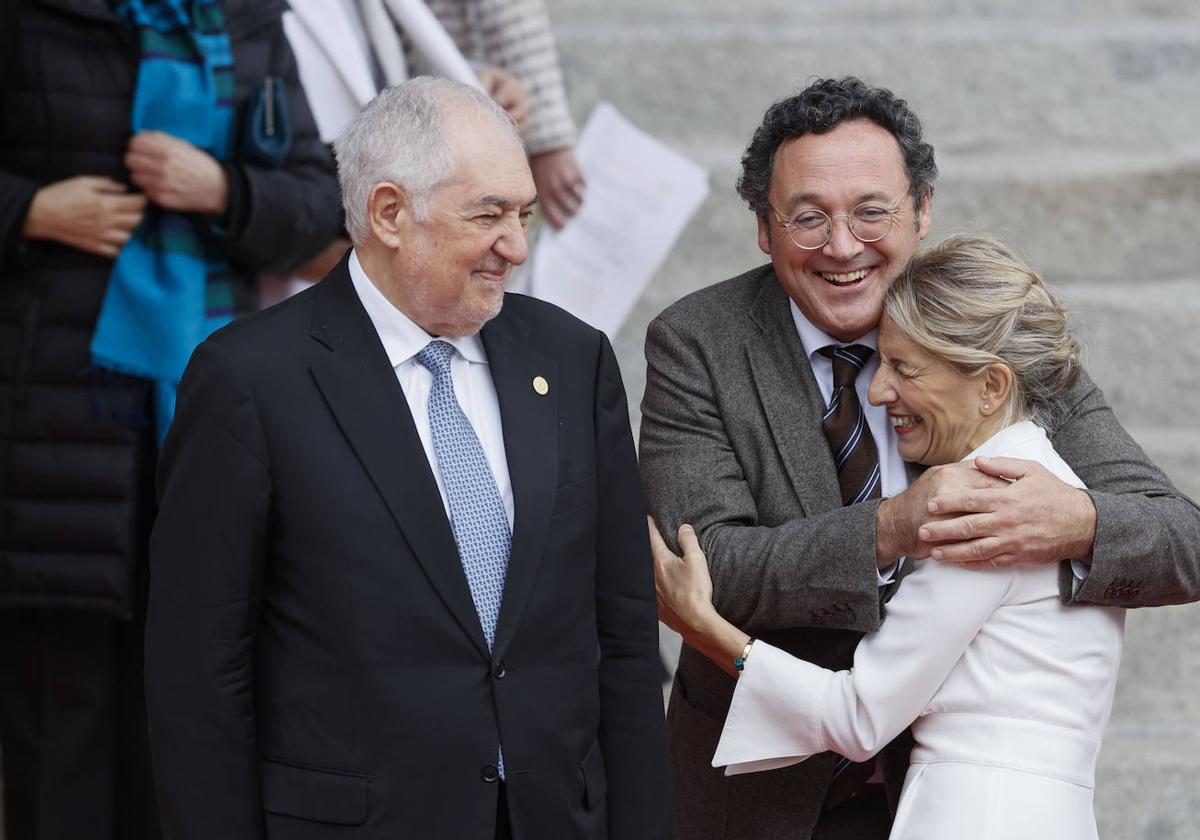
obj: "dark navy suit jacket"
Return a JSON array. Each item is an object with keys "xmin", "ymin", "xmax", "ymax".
[{"xmin": 146, "ymin": 258, "xmax": 671, "ymax": 839}]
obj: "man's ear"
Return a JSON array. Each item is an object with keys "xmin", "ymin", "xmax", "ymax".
[
  {"xmin": 757, "ymin": 215, "xmax": 772, "ymax": 256},
  {"xmin": 367, "ymin": 182, "xmax": 412, "ymax": 249},
  {"xmin": 916, "ymin": 189, "xmax": 933, "ymax": 241}
]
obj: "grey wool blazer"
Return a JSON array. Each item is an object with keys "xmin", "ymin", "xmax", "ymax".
[{"xmin": 639, "ymin": 264, "xmax": 1200, "ymax": 840}]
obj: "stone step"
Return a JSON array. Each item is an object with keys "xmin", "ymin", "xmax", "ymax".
[
  {"xmin": 1059, "ymin": 281, "xmax": 1200, "ymax": 431},
  {"xmin": 1094, "ymin": 731, "xmax": 1200, "ymax": 839},
  {"xmin": 1132, "ymin": 428, "xmax": 1200, "ymax": 501},
  {"xmin": 934, "ymin": 155, "xmax": 1200, "ymax": 286},
  {"xmin": 549, "ymin": 0, "xmax": 1200, "ymax": 23},
  {"xmin": 552, "ymin": 20, "xmax": 1200, "ymax": 158},
  {"xmin": 1099, "ymin": 601, "xmax": 1200, "ymax": 838},
  {"xmin": 1111, "ymin": 604, "xmax": 1200, "ymax": 724}
]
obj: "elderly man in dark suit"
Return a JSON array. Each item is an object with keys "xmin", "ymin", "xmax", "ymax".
[
  {"xmin": 639, "ymin": 76, "xmax": 1200, "ymax": 840},
  {"xmin": 145, "ymin": 77, "xmax": 671, "ymax": 840}
]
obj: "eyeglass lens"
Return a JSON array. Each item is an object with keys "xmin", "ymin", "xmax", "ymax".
[{"xmin": 787, "ymin": 205, "xmax": 896, "ymax": 249}]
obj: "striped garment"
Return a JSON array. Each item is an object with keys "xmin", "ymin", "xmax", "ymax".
[
  {"xmin": 415, "ymin": 0, "xmax": 578, "ymax": 156},
  {"xmin": 90, "ymin": 0, "xmax": 237, "ymax": 442}
]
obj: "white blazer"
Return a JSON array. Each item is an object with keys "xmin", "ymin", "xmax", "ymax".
[{"xmin": 712, "ymin": 421, "xmax": 1125, "ymax": 840}]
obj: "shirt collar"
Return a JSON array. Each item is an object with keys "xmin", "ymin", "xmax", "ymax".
[
  {"xmin": 788, "ymin": 298, "xmax": 878, "ymax": 359},
  {"xmin": 349, "ymin": 249, "xmax": 489, "ymax": 369}
]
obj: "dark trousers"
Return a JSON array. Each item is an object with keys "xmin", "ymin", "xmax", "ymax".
[
  {"xmin": 496, "ymin": 780, "xmax": 513, "ymax": 840},
  {"xmin": 811, "ymin": 788, "xmax": 891, "ymax": 840},
  {"xmin": 0, "ymin": 606, "xmax": 161, "ymax": 840}
]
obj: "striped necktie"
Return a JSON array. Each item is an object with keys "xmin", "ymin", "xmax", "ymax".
[
  {"xmin": 819, "ymin": 343, "xmax": 887, "ymax": 809},
  {"xmin": 818, "ymin": 344, "xmax": 881, "ymax": 506}
]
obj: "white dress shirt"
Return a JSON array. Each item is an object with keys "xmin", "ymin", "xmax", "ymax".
[
  {"xmin": 349, "ymin": 250, "xmax": 514, "ymax": 528},
  {"xmin": 789, "ymin": 302, "xmax": 907, "ymax": 583}
]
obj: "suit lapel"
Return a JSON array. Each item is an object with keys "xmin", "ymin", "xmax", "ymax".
[
  {"xmin": 744, "ymin": 274, "xmax": 843, "ymax": 514},
  {"xmin": 481, "ymin": 309, "xmax": 558, "ymax": 661},
  {"xmin": 308, "ymin": 266, "xmax": 491, "ymax": 660}
]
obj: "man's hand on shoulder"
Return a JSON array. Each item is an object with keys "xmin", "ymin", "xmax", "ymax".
[{"xmin": 919, "ymin": 456, "xmax": 1097, "ymax": 570}]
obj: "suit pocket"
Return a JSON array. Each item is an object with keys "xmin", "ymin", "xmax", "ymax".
[
  {"xmin": 553, "ymin": 473, "xmax": 597, "ymax": 517},
  {"xmin": 673, "ymin": 669, "xmax": 729, "ymax": 723},
  {"xmin": 261, "ymin": 758, "xmax": 369, "ymax": 826},
  {"xmin": 580, "ymin": 740, "xmax": 608, "ymax": 812}
]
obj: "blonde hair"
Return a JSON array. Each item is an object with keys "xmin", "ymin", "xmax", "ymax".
[{"xmin": 883, "ymin": 234, "xmax": 1080, "ymax": 428}]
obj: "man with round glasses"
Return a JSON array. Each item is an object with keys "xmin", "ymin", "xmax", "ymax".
[{"xmin": 639, "ymin": 76, "xmax": 1200, "ymax": 839}]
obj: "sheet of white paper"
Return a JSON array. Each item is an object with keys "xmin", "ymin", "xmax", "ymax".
[
  {"xmin": 384, "ymin": 0, "xmax": 485, "ymax": 90},
  {"xmin": 525, "ymin": 103, "xmax": 710, "ymax": 336}
]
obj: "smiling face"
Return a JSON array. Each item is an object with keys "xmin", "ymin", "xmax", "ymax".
[
  {"xmin": 758, "ymin": 119, "xmax": 931, "ymax": 342},
  {"xmin": 867, "ymin": 314, "xmax": 1006, "ymax": 465},
  {"xmin": 371, "ymin": 108, "xmax": 537, "ymax": 337}
]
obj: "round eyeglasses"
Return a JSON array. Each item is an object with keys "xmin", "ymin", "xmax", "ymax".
[{"xmin": 771, "ymin": 198, "xmax": 907, "ymax": 250}]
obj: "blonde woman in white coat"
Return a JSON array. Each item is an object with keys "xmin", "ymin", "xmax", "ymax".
[{"xmin": 651, "ymin": 235, "xmax": 1124, "ymax": 840}]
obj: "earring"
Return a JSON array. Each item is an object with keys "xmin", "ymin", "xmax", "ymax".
[{"xmin": 983, "ymin": 402, "xmax": 992, "ymax": 412}]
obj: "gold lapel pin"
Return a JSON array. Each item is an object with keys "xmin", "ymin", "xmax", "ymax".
[{"xmin": 532, "ymin": 375, "xmax": 549, "ymax": 396}]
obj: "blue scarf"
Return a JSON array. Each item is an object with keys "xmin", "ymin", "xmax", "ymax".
[{"xmin": 91, "ymin": 0, "xmax": 237, "ymax": 443}]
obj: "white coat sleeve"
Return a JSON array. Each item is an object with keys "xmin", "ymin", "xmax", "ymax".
[{"xmin": 712, "ymin": 559, "xmax": 1013, "ymax": 775}]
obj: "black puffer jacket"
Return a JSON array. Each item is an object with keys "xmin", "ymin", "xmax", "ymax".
[{"xmin": 0, "ymin": 0, "xmax": 342, "ymax": 618}]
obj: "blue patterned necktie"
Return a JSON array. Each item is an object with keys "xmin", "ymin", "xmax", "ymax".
[
  {"xmin": 416, "ymin": 340, "xmax": 511, "ymax": 649},
  {"xmin": 416, "ymin": 340, "xmax": 510, "ymax": 776}
]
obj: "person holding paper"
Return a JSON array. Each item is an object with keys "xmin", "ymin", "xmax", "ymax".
[
  {"xmin": 422, "ymin": 0, "xmax": 587, "ymax": 229},
  {"xmin": 638, "ymin": 76, "xmax": 1200, "ymax": 839}
]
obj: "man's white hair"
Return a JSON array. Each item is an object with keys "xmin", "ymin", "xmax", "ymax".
[{"xmin": 334, "ymin": 76, "xmax": 522, "ymax": 244}]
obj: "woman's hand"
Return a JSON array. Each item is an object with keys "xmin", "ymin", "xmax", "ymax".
[
  {"xmin": 124, "ymin": 130, "xmax": 229, "ymax": 215},
  {"xmin": 648, "ymin": 518, "xmax": 716, "ymax": 636},
  {"xmin": 529, "ymin": 148, "xmax": 584, "ymax": 230},
  {"xmin": 648, "ymin": 518, "xmax": 752, "ymax": 678},
  {"xmin": 22, "ymin": 176, "xmax": 148, "ymax": 258}
]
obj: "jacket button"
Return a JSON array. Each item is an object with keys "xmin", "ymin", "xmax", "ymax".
[
  {"xmin": 493, "ymin": 663, "xmax": 507, "ymax": 679},
  {"xmin": 481, "ymin": 765, "xmax": 500, "ymax": 783}
]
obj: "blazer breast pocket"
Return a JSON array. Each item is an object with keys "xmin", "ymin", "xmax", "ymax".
[
  {"xmin": 552, "ymin": 473, "xmax": 597, "ymax": 518},
  {"xmin": 261, "ymin": 757, "xmax": 369, "ymax": 826}
]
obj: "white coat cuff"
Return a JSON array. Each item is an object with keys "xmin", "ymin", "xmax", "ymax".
[{"xmin": 712, "ymin": 642, "xmax": 831, "ymax": 776}]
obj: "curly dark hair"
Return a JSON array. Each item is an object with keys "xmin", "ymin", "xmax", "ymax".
[{"xmin": 737, "ymin": 77, "xmax": 937, "ymax": 224}]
